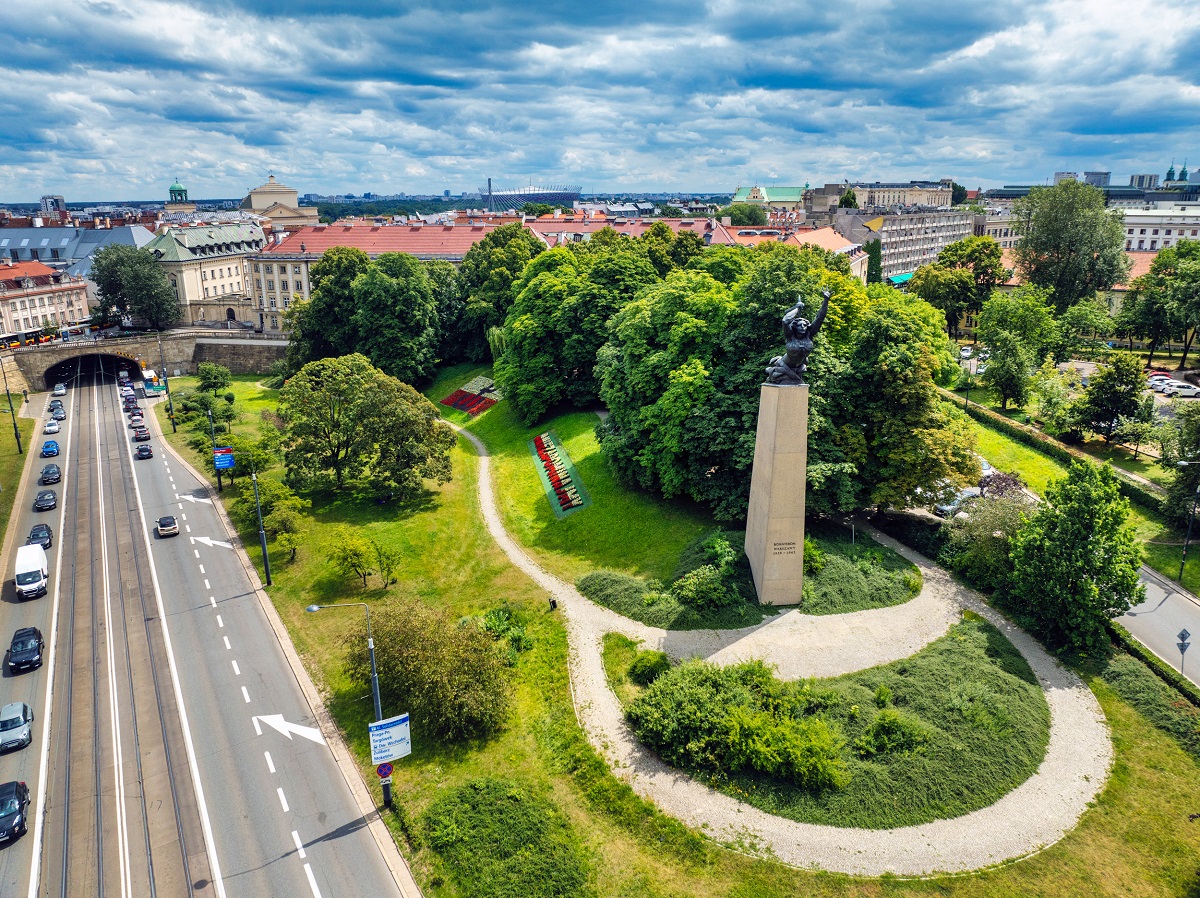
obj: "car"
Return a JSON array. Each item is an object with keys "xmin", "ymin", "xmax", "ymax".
[
  {"xmin": 1153, "ymin": 379, "xmax": 1183, "ymax": 393},
  {"xmin": 33, "ymin": 490, "xmax": 56, "ymax": 512},
  {"xmin": 959, "ymin": 346, "xmax": 973, "ymax": 359},
  {"xmin": 26, "ymin": 524, "xmax": 52, "ymax": 549},
  {"xmin": 156, "ymin": 515, "xmax": 179, "ymax": 537},
  {"xmin": 42, "ymin": 420, "xmax": 59, "ymax": 434},
  {"xmin": 135, "ymin": 445, "xmax": 154, "ymax": 460},
  {"xmin": 1164, "ymin": 383, "xmax": 1200, "ymax": 398},
  {"xmin": 126, "ymin": 406, "xmax": 143, "ymax": 417},
  {"xmin": 976, "ymin": 363, "xmax": 988, "ymax": 375},
  {"xmin": 128, "ymin": 415, "xmax": 144, "ymax": 428},
  {"xmin": 50, "ymin": 407, "xmax": 65, "ymax": 421},
  {"xmin": 7, "ymin": 628, "xmax": 43, "ymax": 673},
  {"xmin": 0, "ymin": 704, "xmax": 33, "ymax": 753},
  {"xmin": 934, "ymin": 486, "xmax": 981, "ymax": 518},
  {"xmin": 39, "ymin": 464, "xmax": 60, "ymax": 485},
  {"xmin": 0, "ymin": 781, "xmax": 30, "ymax": 840},
  {"xmin": 977, "ymin": 349, "xmax": 991, "ymax": 362},
  {"xmin": 132, "ymin": 428, "xmax": 150, "ymax": 442},
  {"xmin": 40, "ymin": 441, "xmax": 58, "ymax": 458},
  {"xmin": 47, "ymin": 400, "xmax": 62, "ymax": 412},
  {"xmin": 52, "ymin": 383, "xmax": 66, "ymax": 396}
]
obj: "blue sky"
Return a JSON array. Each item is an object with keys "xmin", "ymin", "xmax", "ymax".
[{"xmin": 3, "ymin": 0, "xmax": 1199, "ymax": 202}]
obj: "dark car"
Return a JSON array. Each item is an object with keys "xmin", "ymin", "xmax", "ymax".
[
  {"xmin": 40, "ymin": 441, "xmax": 58, "ymax": 458},
  {"xmin": 0, "ymin": 781, "xmax": 30, "ymax": 840},
  {"xmin": 39, "ymin": 464, "xmax": 60, "ymax": 485},
  {"xmin": 47, "ymin": 399, "xmax": 62, "ymax": 410},
  {"xmin": 125, "ymin": 405, "xmax": 142, "ymax": 416},
  {"xmin": 132, "ymin": 428, "xmax": 150, "ymax": 442},
  {"xmin": 7, "ymin": 628, "xmax": 44, "ymax": 673},
  {"xmin": 33, "ymin": 490, "xmax": 56, "ymax": 512},
  {"xmin": 50, "ymin": 407, "xmax": 66, "ymax": 421},
  {"xmin": 135, "ymin": 445, "xmax": 153, "ymax": 460},
  {"xmin": 26, "ymin": 524, "xmax": 51, "ymax": 549}
]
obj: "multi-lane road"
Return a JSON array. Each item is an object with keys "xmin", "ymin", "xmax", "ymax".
[{"xmin": 0, "ymin": 357, "xmax": 405, "ymax": 897}]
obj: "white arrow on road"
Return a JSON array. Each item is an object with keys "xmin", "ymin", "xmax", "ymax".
[
  {"xmin": 176, "ymin": 494, "xmax": 214, "ymax": 505},
  {"xmin": 191, "ymin": 536, "xmax": 233, "ymax": 549},
  {"xmin": 253, "ymin": 714, "xmax": 326, "ymax": 745}
]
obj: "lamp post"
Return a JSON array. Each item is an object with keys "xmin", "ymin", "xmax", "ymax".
[
  {"xmin": 1178, "ymin": 461, "xmax": 1200, "ymax": 583},
  {"xmin": 304, "ymin": 602, "xmax": 391, "ymax": 808},
  {"xmin": 251, "ymin": 471, "xmax": 272, "ymax": 586},
  {"xmin": 961, "ymin": 358, "xmax": 972, "ymax": 410},
  {"xmin": 207, "ymin": 407, "xmax": 223, "ymax": 492},
  {"xmin": 0, "ymin": 355, "xmax": 22, "ymax": 454},
  {"xmin": 157, "ymin": 335, "xmax": 176, "ymax": 433}
]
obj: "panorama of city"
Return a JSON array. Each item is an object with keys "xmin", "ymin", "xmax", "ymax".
[{"xmin": 1, "ymin": 3, "xmax": 1199, "ymax": 898}]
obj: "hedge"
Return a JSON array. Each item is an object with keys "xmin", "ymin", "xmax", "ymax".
[
  {"xmin": 1107, "ymin": 620, "xmax": 1200, "ymax": 708},
  {"xmin": 937, "ymin": 386, "xmax": 1165, "ymax": 515}
]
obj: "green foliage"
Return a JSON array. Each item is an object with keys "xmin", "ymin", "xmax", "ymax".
[
  {"xmin": 232, "ymin": 476, "xmax": 309, "ymax": 531},
  {"xmin": 981, "ymin": 329, "xmax": 1032, "ymax": 410},
  {"xmin": 576, "ymin": 570, "xmax": 764, "ymax": 630},
  {"xmin": 196, "ymin": 362, "xmax": 232, "ymax": 394},
  {"xmin": 421, "ymin": 778, "xmax": 592, "ymax": 898},
  {"xmin": 89, "ymin": 243, "xmax": 181, "ymax": 329},
  {"xmin": 452, "ymin": 223, "xmax": 546, "ymax": 362},
  {"xmin": 627, "ymin": 650, "xmax": 671, "ymax": 686},
  {"xmin": 287, "ymin": 245, "xmax": 371, "ymax": 369},
  {"xmin": 937, "ymin": 236, "xmax": 1009, "ymax": 314},
  {"xmin": 350, "ymin": 252, "xmax": 440, "ymax": 384},
  {"xmin": 943, "ymin": 494, "xmax": 1028, "ymax": 592},
  {"xmin": 1073, "ymin": 351, "xmax": 1145, "ymax": 441},
  {"xmin": 716, "ymin": 203, "xmax": 768, "ymax": 226},
  {"xmin": 977, "ymin": 285, "xmax": 1058, "ymax": 361},
  {"xmin": 837, "ymin": 189, "xmax": 858, "ymax": 208},
  {"xmin": 802, "ymin": 536, "xmax": 826, "ymax": 575},
  {"xmin": 1006, "ymin": 462, "xmax": 1144, "ymax": 653},
  {"xmin": 909, "ymin": 262, "xmax": 974, "ymax": 337},
  {"xmin": 853, "ymin": 708, "xmax": 929, "ymax": 757},
  {"xmin": 331, "ymin": 525, "xmax": 374, "ymax": 586},
  {"xmin": 342, "ymin": 596, "xmax": 512, "ymax": 741},
  {"xmin": 1011, "ymin": 179, "xmax": 1132, "ymax": 311},
  {"xmin": 479, "ymin": 606, "xmax": 533, "ymax": 663},
  {"xmin": 863, "ymin": 238, "xmax": 882, "ymax": 284},
  {"xmin": 671, "ymin": 564, "xmax": 736, "ymax": 610},
  {"xmin": 873, "ymin": 684, "xmax": 892, "ymax": 708},
  {"xmin": 799, "ymin": 553, "xmax": 918, "ymax": 615},
  {"xmin": 1094, "ymin": 653, "xmax": 1200, "ymax": 761}
]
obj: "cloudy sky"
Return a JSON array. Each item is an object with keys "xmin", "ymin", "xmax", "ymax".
[{"xmin": 4, "ymin": 0, "xmax": 1199, "ymax": 202}]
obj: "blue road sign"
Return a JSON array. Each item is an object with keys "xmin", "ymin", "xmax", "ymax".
[
  {"xmin": 213, "ymin": 447, "xmax": 235, "ymax": 470},
  {"xmin": 369, "ymin": 713, "xmax": 411, "ymax": 764}
]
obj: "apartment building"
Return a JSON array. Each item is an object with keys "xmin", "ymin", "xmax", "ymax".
[
  {"xmin": 1121, "ymin": 207, "xmax": 1200, "ymax": 251},
  {"xmin": 833, "ymin": 209, "xmax": 974, "ymax": 280},
  {"xmin": 145, "ymin": 223, "xmax": 266, "ymax": 327},
  {"xmin": 0, "ymin": 260, "xmax": 89, "ymax": 338}
]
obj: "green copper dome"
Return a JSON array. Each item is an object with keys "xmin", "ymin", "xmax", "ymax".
[{"xmin": 170, "ymin": 181, "xmax": 185, "ymax": 191}]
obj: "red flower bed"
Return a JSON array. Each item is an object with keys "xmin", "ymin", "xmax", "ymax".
[{"xmin": 441, "ymin": 390, "xmax": 497, "ymax": 416}]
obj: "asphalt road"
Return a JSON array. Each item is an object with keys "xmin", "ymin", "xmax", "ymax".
[
  {"xmin": 0, "ymin": 359, "xmax": 402, "ymax": 897},
  {"xmin": 1121, "ymin": 567, "xmax": 1200, "ymax": 685}
]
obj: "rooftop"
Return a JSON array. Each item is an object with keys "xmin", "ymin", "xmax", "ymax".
[{"xmin": 260, "ymin": 223, "xmax": 506, "ymax": 260}]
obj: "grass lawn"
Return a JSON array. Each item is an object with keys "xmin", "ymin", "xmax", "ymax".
[
  {"xmin": 1074, "ymin": 439, "xmax": 1170, "ymax": 487},
  {"xmin": 0, "ymin": 418, "xmax": 37, "ymax": 540}
]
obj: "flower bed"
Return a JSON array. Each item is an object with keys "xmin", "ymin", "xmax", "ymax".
[
  {"xmin": 441, "ymin": 376, "xmax": 504, "ymax": 416},
  {"xmin": 529, "ymin": 431, "xmax": 591, "ymax": 518}
]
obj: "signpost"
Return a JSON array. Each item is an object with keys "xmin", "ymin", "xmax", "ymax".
[
  {"xmin": 213, "ymin": 446, "xmax": 234, "ymax": 470},
  {"xmin": 1179, "ymin": 629, "xmax": 1191, "ymax": 675},
  {"xmin": 368, "ymin": 713, "xmax": 411, "ymax": 766},
  {"xmin": 376, "ymin": 762, "xmax": 394, "ymax": 786}
]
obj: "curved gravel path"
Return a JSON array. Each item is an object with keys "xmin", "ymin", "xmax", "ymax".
[{"xmin": 453, "ymin": 425, "xmax": 1113, "ymax": 875}]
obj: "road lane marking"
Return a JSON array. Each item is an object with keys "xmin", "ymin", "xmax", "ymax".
[
  {"xmin": 223, "ymin": 636, "xmax": 231, "ymax": 650},
  {"xmin": 303, "ymin": 863, "xmax": 323, "ymax": 898},
  {"xmin": 204, "ymin": 579, "xmax": 211, "ymax": 590},
  {"xmin": 292, "ymin": 830, "xmax": 307, "ymax": 859},
  {"xmin": 232, "ymin": 660, "xmax": 240, "ymax": 676},
  {"xmin": 277, "ymin": 788, "xmax": 289, "ymax": 812},
  {"xmin": 199, "ymin": 564, "xmax": 205, "ymax": 574},
  {"xmin": 264, "ymin": 751, "xmax": 275, "ymax": 773},
  {"xmin": 185, "ymin": 525, "xmax": 191, "ymax": 533},
  {"xmin": 252, "ymin": 715, "xmax": 326, "ymax": 745},
  {"xmin": 216, "ymin": 615, "xmax": 224, "ymax": 628},
  {"xmin": 178, "ymin": 502, "xmax": 183, "ymax": 509},
  {"xmin": 194, "ymin": 536, "xmax": 234, "ymax": 549},
  {"xmin": 194, "ymin": 549, "xmax": 200, "ymax": 558},
  {"xmin": 209, "ymin": 596, "xmax": 216, "ymax": 607},
  {"xmin": 252, "ymin": 717, "xmax": 262, "ymax": 736},
  {"xmin": 242, "ymin": 686, "xmax": 251, "ymax": 703},
  {"xmin": 181, "ymin": 513, "xmax": 186, "ymax": 521}
]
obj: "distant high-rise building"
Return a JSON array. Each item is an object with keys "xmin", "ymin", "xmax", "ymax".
[
  {"xmin": 1053, "ymin": 172, "xmax": 1078, "ymax": 185},
  {"xmin": 39, "ymin": 195, "xmax": 66, "ymax": 215},
  {"xmin": 1129, "ymin": 173, "xmax": 1160, "ymax": 189},
  {"xmin": 1083, "ymin": 171, "xmax": 1111, "ymax": 187}
]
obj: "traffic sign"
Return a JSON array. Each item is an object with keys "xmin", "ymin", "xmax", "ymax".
[
  {"xmin": 368, "ymin": 713, "xmax": 411, "ymax": 765},
  {"xmin": 1179, "ymin": 629, "xmax": 1191, "ymax": 643},
  {"xmin": 1180, "ymin": 642, "xmax": 1191, "ymax": 655},
  {"xmin": 213, "ymin": 446, "xmax": 235, "ymax": 470},
  {"xmin": 376, "ymin": 762, "xmax": 393, "ymax": 778}
]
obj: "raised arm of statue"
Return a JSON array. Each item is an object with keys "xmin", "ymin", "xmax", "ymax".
[{"xmin": 809, "ymin": 289, "xmax": 831, "ymax": 338}]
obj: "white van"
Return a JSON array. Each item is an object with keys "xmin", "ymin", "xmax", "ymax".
[{"xmin": 13, "ymin": 544, "xmax": 48, "ymax": 600}]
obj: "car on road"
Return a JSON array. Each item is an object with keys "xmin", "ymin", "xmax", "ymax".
[
  {"xmin": 51, "ymin": 383, "xmax": 66, "ymax": 396},
  {"xmin": 129, "ymin": 415, "xmax": 144, "ymax": 428},
  {"xmin": 135, "ymin": 445, "xmax": 154, "ymax": 460},
  {"xmin": 0, "ymin": 704, "xmax": 33, "ymax": 753},
  {"xmin": 934, "ymin": 486, "xmax": 981, "ymax": 518},
  {"xmin": 39, "ymin": 464, "xmax": 60, "ymax": 485},
  {"xmin": 959, "ymin": 346, "xmax": 973, "ymax": 358},
  {"xmin": 1164, "ymin": 383, "xmax": 1200, "ymax": 398},
  {"xmin": 0, "ymin": 781, "xmax": 30, "ymax": 840},
  {"xmin": 42, "ymin": 419, "xmax": 59, "ymax": 434},
  {"xmin": 50, "ymin": 407, "xmax": 66, "ymax": 421},
  {"xmin": 40, "ymin": 441, "xmax": 58, "ymax": 457},
  {"xmin": 132, "ymin": 427, "xmax": 150, "ymax": 442},
  {"xmin": 33, "ymin": 490, "xmax": 56, "ymax": 512},
  {"xmin": 7, "ymin": 628, "xmax": 44, "ymax": 673},
  {"xmin": 26, "ymin": 524, "xmax": 51, "ymax": 549},
  {"xmin": 48, "ymin": 398, "xmax": 62, "ymax": 409},
  {"xmin": 156, "ymin": 515, "xmax": 179, "ymax": 537}
]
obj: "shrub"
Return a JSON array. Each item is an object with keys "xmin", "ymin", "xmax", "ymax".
[
  {"xmin": 670, "ymin": 563, "xmax": 739, "ymax": 610},
  {"xmin": 627, "ymin": 650, "xmax": 671, "ymax": 686},
  {"xmin": 853, "ymin": 708, "xmax": 930, "ymax": 757},
  {"xmin": 802, "ymin": 536, "xmax": 826, "ymax": 575},
  {"xmin": 422, "ymin": 778, "xmax": 592, "ymax": 898},
  {"xmin": 576, "ymin": 570, "xmax": 764, "ymax": 630},
  {"xmin": 799, "ymin": 554, "xmax": 914, "ymax": 614},
  {"xmin": 873, "ymin": 684, "xmax": 892, "ymax": 708},
  {"xmin": 342, "ymin": 596, "xmax": 511, "ymax": 741},
  {"xmin": 480, "ymin": 606, "xmax": 533, "ymax": 664},
  {"xmin": 1096, "ymin": 653, "xmax": 1200, "ymax": 760}
]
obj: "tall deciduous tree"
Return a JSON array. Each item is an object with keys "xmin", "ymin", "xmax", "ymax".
[
  {"xmin": 1007, "ymin": 462, "xmax": 1143, "ymax": 652},
  {"xmin": 90, "ymin": 244, "xmax": 181, "ymax": 330},
  {"xmin": 454, "ymin": 223, "xmax": 545, "ymax": 362},
  {"xmin": 1072, "ymin": 352, "xmax": 1144, "ymax": 441},
  {"xmin": 351, "ymin": 252, "xmax": 439, "ymax": 385},
  {"xmin": 976, "ymin": 286, "xmax": 1058, "ymax": 361},
  {"xmin": 981, "ymin": 330, "xmax": 1032, "ymax": 410},
  {"xmin": 863, "ymin": 239, "xmax": 882, "ymax": 284},
  {"xmin": 910, "ymin": 263, "xmax": 975, "ymax": 337},
  {"xmin": 285, "ymin": 246, "xmax": 371, "ymax": 371},
  {"xmin": 1011, "ymin": 180, "xmax": 1131, "ymax": 312},
  {"xmin": 716, "ymin": 203, "xmax": 768, "ymax": 226},
  {"xmin": 937, "ymin": 236, "xmax": 1009, "ymax": 315}
]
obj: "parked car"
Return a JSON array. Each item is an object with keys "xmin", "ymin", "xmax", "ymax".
[
  {"xmin": 25, "ymin": 524, "xmax": 51, "ymax": 550},
  {"xmin": 977, "ymin": 349, "xmax": 991, "ymax": 362},
  {"xmin": 132, "ymin": 428, "xmax": 150, "ymax": 442},
  {"xmin": 7, "ymin": 628, "xmax": 44, "ymax": 673},
  {"xmin": 976, "ymin": 363, "xmax": 988, "ymax": 375},
  {"xmin": 39, "ymin": 464, "xmax": 60, "ymax": 485},
  {"xmin": 959, "ymin": 346, "xmax": 973, "ymax": 359},
  {"xmin": 0, "ymin": 704, "xmax": 33, "ymax": 753},
  {"xmin": 1164, "ymin": 383, "xmax": 1200, "ymax": 398},
  {"xmin": 33, "ymin": 490, "xmax": 56, "ymax": 512},
  {"xmin": 934, "ymin": 486, "xmax": 981, "ymax": 518},
  {"xmin": 1153, "ymin": 379, "xmax": 1184, "ymax": 393},
  {"xmin": 156, "ymin": 516, "xmax": 179, "ymax": 537},
  {"xmin": 42, "ymin": 420, "xmax": 59, "ymax": 435},
  {"xmin": 40, "ymin": 441, "xmax": 58, "ymax": 458},
  {"xmin": 135, "ymin": 445, "xmax": 153, "ymax": 460},
  {"xmin": 0, "ymin": 781, "xmax": 30, "ymax": 840}
]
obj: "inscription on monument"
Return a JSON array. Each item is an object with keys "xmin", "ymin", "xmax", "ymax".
[{"xmin": 772, "ymin": 541, "xmax": 797, "ymax": 556}]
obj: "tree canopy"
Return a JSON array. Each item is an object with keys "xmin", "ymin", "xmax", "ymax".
[
  {"xmin": 90, "ymin": 244, "xmax": 181, "ymax": 330},
  {"xmin": 350, "ymin": 252, "xmax": 439, "ymax": 384},
  {"xmin": 716, "ymin": 203, "xmax": 768, "ymax": 226},
  {"xmin": 937, "ymin": 236, "xmax": 1008, "ymax": 314},
  {"xmin": 909, "ymin": 263, "xmax": 975, "ymax": 337},
  {"xmin": 452, "ymin": 223, "xmax": 545, "ymax": 362}
]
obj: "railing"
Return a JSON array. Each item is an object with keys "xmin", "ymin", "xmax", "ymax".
[{"xmin": 12, "ymin": 327, "xmax": 287, "ymax": 353}]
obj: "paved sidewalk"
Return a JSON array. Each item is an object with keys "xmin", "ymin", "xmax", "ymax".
[{"xmin": 453, "ymin": 424, "xmax": 1113, "ymax": 876}]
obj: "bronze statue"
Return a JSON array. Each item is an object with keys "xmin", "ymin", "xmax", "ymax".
[{"xmin": 765, "ymin": 289, "xmax": 830, "ymax": 385}]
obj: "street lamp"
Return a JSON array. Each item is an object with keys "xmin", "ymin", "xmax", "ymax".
[
  {"xmin": 157, "ymin": 334, "xmax": 176, "ymax": 433},
  {"xmin": 304, "ymin": 602, "xmax": 391, "ymax": 808},
  {"xmin": 0, "ymin": 354, "xmax": 22, "ymax": 454},
  {"xmin": 1177, "ymin": 460, "xmax": 1200, "ymax": 582},
  {"xmin": 251, "ymin": 471, "xmax": 271, "ymax": 586},
  {"xmin": 207, "ymin": 407, "xmax": 223, "ymax": 492}
]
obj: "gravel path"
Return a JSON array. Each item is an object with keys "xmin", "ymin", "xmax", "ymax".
[{"xmin": 453, "ymin": 425, "xmax": 1113, "ymax": 875}]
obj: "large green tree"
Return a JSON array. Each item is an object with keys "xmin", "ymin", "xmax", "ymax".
[
  {"xmin": 278, "ymin": 354, "xmax": 453, "ymax": 491},
  {"xmin": 284, "ymin": 246, "xmax": 371, "ymax": 371},
  {"xmin": 425, "ymin": 259, "xmax": 461, "ymax": 362},
  {"xmin": 716, "ymin": 203, "xmax": 768, "ymax": 226},
  {"xmin": 1007, "ymin": 462, "xmax": 1143, "ymax": 652},
  {"xmin": 976, "ymin": 286, "xmax": 1057, "ymax": 361},
  {"xmin": 1072, "ymin": 352, "xmax": 1144, "ymax": 441},
  {"xmin": 910, "ymin": 263, "xmax": 975, "ymax": 337},
  {"xmin": 981, "ymin": 330, "xmax": 1032, "ymax": 410},
  {"xmin": 1011, "ymin": 180, "xmax": 1131, "ymax": 312},
  {"xmin": 937, "ymin": 236, "xmax": 1009, "ymax": 315},
  {"xmin": 90, "ymin": 244, "xmax": 181, "ymax": 330},
  {"xmin": 453, "ymin": 223, "xmax": 545, "ymax": 362},
  {"xmin": 1114, "ymin": 266, "xmax": 1183, "ymax": 366},
  {"xmin": 351, "ymin": 252, "xmax": 439, "ymax": 385}
]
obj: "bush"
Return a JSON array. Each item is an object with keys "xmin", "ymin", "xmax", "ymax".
[
  {"xmin": 342, "ymin": 596, "xmax": 511, "ymax": 741},
  {"xmin": 799, "ymin": 554, "xmax": 915, "ymax": 614},
  {"xmin": 422, "ymin": 778, "xmax": 592, "ymax": 898},
  {"xmin": 628, "ymin": 650, "xmax": 671, "ymax": 686},
  {"xmin": 853, "ymin": 708, "xmax": 930, "ymax": 757},
  {"xmin": 670, "ymin": 563, "xmax": 738, "ymax": 610},
  {"xmin": 576, "ymin": 570, "xmax": 765, "ymax": 630},
  {"xmin": 480, "ymin": 606, "xmax": 533, "ymax": 664},
  {"xmin": 803, "ymin": 536, "xmax": 826, "ymax": 575}
]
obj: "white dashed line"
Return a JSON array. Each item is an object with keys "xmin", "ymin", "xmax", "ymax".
[
  {"xmin": 209, "ymin": 596, "xmax": 216, "ymax": 608},
  {"xmin": 231, "ymin": 660, "xmax": 240, "ymax": 676},
  {"xmin": 241, "ymin": 686, "xmax": 251, "ymax": 703},
  {"xmin": 264, "ymin": 751, "xmax": 275, "ymax": 774},
  {"xmin": 303, "ymin": 863, "xmax": 322, "ymax": 898},
  {"xmin": 185, "ymin": 525, "xmax": 191, "ymax": 534},
  {"xmin": 180, "ymin": 513, "xmax": 186, "ymax": 521},
  {"xmin": 198, "ymin": 564, "xmax": 205, "ymax": 575},
  {"xmin": 292, "ymin": 830, "xmax": 306, "ymax": 859},
  {"xmin": 204, "ymin": 579, "xmax": 210, "ymax": 590},
  {"xmin": 216, "ymin": 615, "xmax": 224, "ymax": 628},
  {"xmin": 252, "ymin": 717, "xmax": 262, "ymax": 736},
  {"xmin": 178, "ymin": 503, "xmax": 183, "ymax": 510},
  {"xmin": 194, "ymin": 550, "xmax": 200, "ymax": 559},
  {"xmin": 277, "ymin": 787, "xmax": 289, "ymax": 812},
  {"xmin": 223, "ymin": 636, "xmax": 231, "ymax": 650}
]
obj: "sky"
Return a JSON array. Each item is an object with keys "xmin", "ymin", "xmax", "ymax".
[{"xmin": 4, "ymin": 0, "xmax": 1200, "ymax": 202}]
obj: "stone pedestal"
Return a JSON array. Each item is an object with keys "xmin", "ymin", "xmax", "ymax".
[{"xmin": 745, "ymin": 383, "xmax": 808, "ymax": 606}]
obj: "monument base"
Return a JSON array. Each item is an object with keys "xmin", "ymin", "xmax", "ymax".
[{"xmin": 745, "ymin": 383, "xmax": 808, "ymax": 606}]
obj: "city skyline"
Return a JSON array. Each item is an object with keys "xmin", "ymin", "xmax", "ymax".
[{"xmin": 3, "ymin": 0, "xmax": 1200, "ymax": 203}]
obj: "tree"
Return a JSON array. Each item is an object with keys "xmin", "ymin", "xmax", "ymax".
[
  {"xmin": 90, "ymin": 244, "xmax": 181, "ymax": 329},
  {"xmin": 331, "ymin": 526, "xmax": 374, "ymax": 587},
  {"xmin": 1112, "ymin": 394, "xmax": 1159, "ymax": 459},
  {"xmin": 950, "ymin": 182, "xmax": 968, "ymax": 206},
  {"xmin": 285, "ymin": 246, "xmax": 372, "ymax": 371},
  {"xmin": 1072, "ymin": 352, "xmax": 1144, "ymax": 441},
  {"xmin": 1049, "ymin": 298, "xmax": 1111, "ymax": 362},
  {"xmin": 196, "ymin": 362, "xmax": 232, "ymax": 394},
  {"xmin": 372, "ymin": 538, "xmax": 401, "ymax": 586},
  {"xmin": 1029, "ymin": 357, "xmax": 1076, "ymax": 436},
  {"xmin": 909, "ymin": 263, "xmax": 975, "ymax": 337},
  {"xmin": 1114, "ymin": 270, "xmax": 1183, "ymax": 366},
  {"xmin": 981, "ymin": 330, "xmax": 1032, "ymax": 410},
  {"xmin": 1011, "ymin": 180, "xmax": 1131, "ymax": 312},
  {"xmin": 976, "ymin": 286, "xmax": 1057, "ymax": 360},
  {"xmin": 863, "ymin": 239, "xmax": 882, "ymax": 284},
  {"xmin": 1168, "ymin": 256, "xmax": 1200, "ymax": 370},
  {"xmin": 231, "ymin": 474, "xmax": 309, "ymax": 532},
  {"xmin": 945, "ymin": 494, "xmax": 1029, "ymax": 591},
  {"xmin": 937, "ymin": 236, "xmax": 1008, "ymax": 315},
  {"xmin": 838, "ymin": 189, "xmax": 858, "ymax": 208},
  {"xmin": 1007, "ymin": 462, "xmax": 1143, "ymax": 652},
  {"xmin": 454, "ymin": 223, "xmax": 545, "ymax": 362},
  {"xmin": 685, "ymin": 245, "xmax": 752, "ymax": 285},
  {"xmin": 716, "ymin": 203, "xmax": 768, "ymax": 226},
  {"xmin": 351, "ymin": 252, "xmax": 439, "ymax": 384},
  {"xmin": 425, "ymin": 259, "xmax": 461, "ymax": 362},
  {"xmin": 278, "ymin": 354, "xmax": 454, "ymax": 491}
]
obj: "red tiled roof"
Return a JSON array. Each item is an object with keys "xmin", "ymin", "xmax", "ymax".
[
  {"xmin": 525, "ymin": 217, "xmax": 735, "ymax": 246},
  {"xmin": 261, "ymin": 224, "xmax": 505, "ymax": 260},
  {"xmin": 1000, "ymin": 247, "xmax": 1155, "ymax": 290},
  {"xmin": 0, "ymin": 260, "xmax": 56, "ymax": 281}
]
